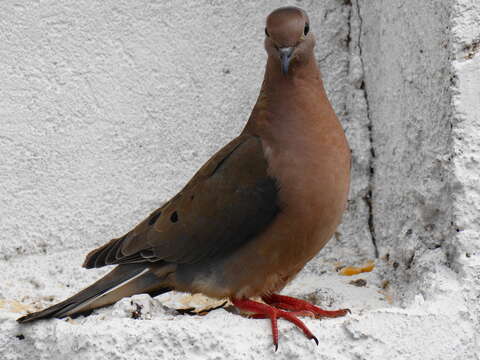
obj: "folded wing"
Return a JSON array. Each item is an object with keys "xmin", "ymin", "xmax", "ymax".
[{"xmin": 83, "ymin": 134, "xmax": 279, "ymax": 268}]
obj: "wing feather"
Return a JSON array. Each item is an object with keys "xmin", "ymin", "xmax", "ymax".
[{"xmin": 83, "ymin": 134, "xmax": 279, "ymax": 268}]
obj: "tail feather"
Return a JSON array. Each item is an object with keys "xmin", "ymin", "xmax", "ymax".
[
  {"xmin": 17, "ymin": 264, "xmax": 172, "ymax": 323},
  {"xmin": 82, "ymin": 237, "xmax": 124, "ymax": 269}
]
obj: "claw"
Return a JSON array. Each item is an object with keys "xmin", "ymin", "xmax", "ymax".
[
  {"xmin": 232, "ymin": 298, "xmax": 318, "ymax": 349},
  {"xmin": 231, "ymin": 294, "xmax": 349, "ymax": 349},
  {"xmin": 263, "ymin": 294, "xmax": 351, "ymax": 318}
]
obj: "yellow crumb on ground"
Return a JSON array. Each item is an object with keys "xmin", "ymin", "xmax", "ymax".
[
  {"xmin": 378, "ymin": 290, "xmax": 394, "ymax": 304},
  {"xmin": 0, "ymin": 299, "xmax": 35, "ymax": 313},
  {"xmin": 65, "ymin": 317, "xmax": 79, "ymax": 324},
  {"xmin": 339, "ymin": 260, "xmax": 375, "ymax": 276}
]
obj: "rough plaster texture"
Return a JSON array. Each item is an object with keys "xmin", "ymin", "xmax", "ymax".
[
  {"xmin": 0, "ymin": 0, "xmax": 372, "ymax": 263},
  {"xmin": 0, "ymin": 0, "xmax": 479, "ymax": 359},
  {"xmin": 450, "ymin": 0, "xmax": 480, "ymax": 339},
  {"xmin": 358, "ymin": 0, "xmax": 454, "ymax": 301}
]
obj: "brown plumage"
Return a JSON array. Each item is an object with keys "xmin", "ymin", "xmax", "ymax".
[{"xmin": 18, "ymin": 6, "xmax": 351, "ymax": 349}]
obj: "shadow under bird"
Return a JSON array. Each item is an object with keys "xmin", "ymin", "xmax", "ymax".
[{"xmin": 18, "ymin": 6, "xmax": 351, "ymax": 350}]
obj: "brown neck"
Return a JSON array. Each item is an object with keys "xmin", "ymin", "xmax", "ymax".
[{"xmin": 243, "ymin": 50, "xmax": 332, "ymax": 136}]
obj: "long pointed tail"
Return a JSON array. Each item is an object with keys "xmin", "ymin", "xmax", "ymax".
[{"xmin": 17, "ymin": 264, "xmax": 171, "ymax": 323}]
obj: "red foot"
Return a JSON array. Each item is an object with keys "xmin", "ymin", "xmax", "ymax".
[
  {"xmin": 231, "ymin": 298, "xmax": 319, "ymax": 351},
  {"xmin": 262, "ymin": 294, "xmax": 350, "ymax": 319}
]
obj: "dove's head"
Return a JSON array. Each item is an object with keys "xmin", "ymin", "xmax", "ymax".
[{"xmin": 264, "ymin": 7, "xmax": 315, "ymax": 76}]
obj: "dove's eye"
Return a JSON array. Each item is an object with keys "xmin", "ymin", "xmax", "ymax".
[
  {"xmin": 265, "ymin": 28, "xmax": 270, "ymax": 37},
  {"xmin": 304, "ymin": 23, "xmax": 310, "ymax": 36}
]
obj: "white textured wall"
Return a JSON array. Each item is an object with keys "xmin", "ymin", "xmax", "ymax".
[
  {"xmin": 450, "ymin": 0, "xmax": 480, "ymax": 338},
  {"xmin": 357, "ymin": 0, "xmax": 480, "ymax": 345},
  {"xmin": 359, "ymin": 0, "xmax": 454, "ymax": 300},
  {"xmin": 0, "ymin": 0, "xmax": 371, "ymax": 262}
]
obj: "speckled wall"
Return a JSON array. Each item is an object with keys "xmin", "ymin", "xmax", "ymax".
[{"xmin": 0, "ymin": 0, "xmax": 372, "ymax": 263}]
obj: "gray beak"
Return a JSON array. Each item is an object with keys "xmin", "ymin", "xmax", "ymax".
[{"xmin": 279, "ymin": 47, "xmax": 294, "ymax": 75}]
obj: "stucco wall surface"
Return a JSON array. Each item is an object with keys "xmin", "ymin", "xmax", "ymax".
[
  {"xmin": 0, "ymin": 0, "xmax": 479, "ymax": 359},
  {"xmin": 450, "ymin": 0, "xmax": 480, "ymax": 339},
  {"xmin": 0, "ymin": 0, "xmax": 372, "ymax": 262},
  {"xmin": 359, "ymin": 0, "xmax": 454, "ymax": 301}
]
